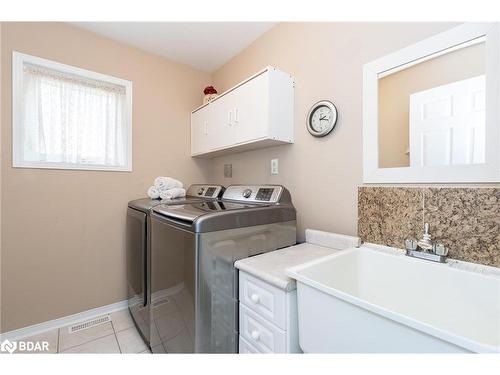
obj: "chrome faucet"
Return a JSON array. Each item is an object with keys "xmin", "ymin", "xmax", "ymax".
[{"xmin": 404, "ymin": 223, "xmax": 448, "ymax": 263}]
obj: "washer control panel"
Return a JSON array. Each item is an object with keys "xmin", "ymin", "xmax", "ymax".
[
  {"xmin": 255, "ymin": 188, "xmax": 274, "ymax": 201},
  {"xmin": 223, "ymin": 185, "xmax": 283, "ymax": 203}
]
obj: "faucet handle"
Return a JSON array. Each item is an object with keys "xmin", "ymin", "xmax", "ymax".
[
  {"xmin": 405, "ymin": 239, "xmax": 418, "ymax": 251},
  {"xmin": 434, "ymin": 243, "xmax": 448, "ymax": 256}
]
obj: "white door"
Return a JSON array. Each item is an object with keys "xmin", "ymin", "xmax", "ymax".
[
  {"xmin": 409, "ymin": 75, "xmax": 486, "ymax": 167},
  {"xmin": 191, "ymin": 107, "xmax": 210, "ymax": 155},
  {"xmin": 233, "ymin": 73, "xmax": 269, "ymax": 144}
]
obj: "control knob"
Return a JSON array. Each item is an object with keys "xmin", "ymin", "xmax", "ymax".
[
  {"xmin": 197, "ymin": 187, "xmax": 205, "ymax": 195},
  {"xmin": 242, "ymin": 189, "xmax": 252, "ymax": 198}
]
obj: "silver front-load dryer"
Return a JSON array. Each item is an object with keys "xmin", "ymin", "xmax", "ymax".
[{"xmin": 150, "ymin": 185, "xmax": 297, "ymax": 353}]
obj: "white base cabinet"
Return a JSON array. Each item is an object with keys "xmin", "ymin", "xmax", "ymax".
[
  {"xmin": 238, "ymin": 271, "xmax": 301, "ymax": 353},
  {"xmin": 191, "ymin": 66, "xmax": 294, "ymax": 157}
]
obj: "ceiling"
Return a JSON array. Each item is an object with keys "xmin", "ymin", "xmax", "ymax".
[{"xmin": 70, "ymin": 22, "xmax": 276, "ymax": 72}]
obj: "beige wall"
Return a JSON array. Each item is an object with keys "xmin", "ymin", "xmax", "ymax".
[
  {"xmin": 378, "ymin": 42, "xmax": 485, "ymax": 168},
  {"xmin": 210, "ymin": 22, "xmax": 458, "ymax": 241},
  {"xmin": 0, "ymin": 22, "xmax": 212, "ymax": 332}
]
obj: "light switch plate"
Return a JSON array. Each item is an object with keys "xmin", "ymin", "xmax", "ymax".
[{"xmin": 271, "ymin": 159, "xmax": 279, "ymax": 175}]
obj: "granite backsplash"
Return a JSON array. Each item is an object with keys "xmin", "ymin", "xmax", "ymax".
[{"xmin": 358, "ymin": 187, "xmax": 500, "ymax": 267}]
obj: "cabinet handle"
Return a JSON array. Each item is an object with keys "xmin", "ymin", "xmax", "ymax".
[
  {"xmin": 234, "ymin": 108, "xmax": 239, "ymax": 124},
  {"xmin": 251, "ymin": 330, "xmax": 261, "ymax": 341},
  {"xmin": 250, "ymin": 293, "xmax": 260, "ymax": 304},
  {"xmin": 228, "ymin": 111, "xmax": 232, "ymax": 126}
]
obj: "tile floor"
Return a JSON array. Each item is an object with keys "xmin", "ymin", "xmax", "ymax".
[
  {"xmin": 13, "ymin": 309, "xmax": 151, "ymax": 354},
  {"xmin": 9, "ymin": 285, "xmax": 196, "ymax": 354}
]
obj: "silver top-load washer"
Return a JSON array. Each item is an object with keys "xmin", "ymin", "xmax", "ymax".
[
  {"xmin": 126, "ymin": 184, "xmax": 224, "ymax": 349},
  {"xmin": 150, "ymin": 185, "xmax": 296, "ymax": 353}
]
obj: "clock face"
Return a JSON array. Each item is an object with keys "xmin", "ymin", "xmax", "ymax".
[
  {"xmin": 307, "ymin": 101, "xmax": 338, "ymax": 137},
  {"xmin": 310, "ymin": 105, "xmax": 334, "ymax": 132}
]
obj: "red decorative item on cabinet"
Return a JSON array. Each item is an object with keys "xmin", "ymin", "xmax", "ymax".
[{"xmin": 203, "ymin": 86, "xmax": 218, "ymax": 104}]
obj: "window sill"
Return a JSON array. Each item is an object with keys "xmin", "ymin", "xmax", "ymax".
[{"xmin": 12, "ymin": 162, "xmax": 132, "ymax": 172}]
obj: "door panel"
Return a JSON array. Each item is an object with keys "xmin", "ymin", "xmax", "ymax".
[
  {"xmin": 409, "ymin": 75, "xmax": 486, "ymax": 167},
  {"xmin": 209, "ymin": 93, "xmax": 235, "ymax": 149},
  {"xmin": 233, "ymin": 73, "xmax": 269, "ymax": 144},
  {"xmin": 191, "ymin": 108, "xmax": 210, "ymax": 155}
]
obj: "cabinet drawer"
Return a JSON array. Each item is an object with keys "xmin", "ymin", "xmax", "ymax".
[
  {"xmin": 240, "ymin": 304, "xmax": 286, "ymax": 353},
  {"xmin": 239, "ymin": 336, "xmax": 261, "ymax": 354},
  {"xmin": 239, "ymin": 271, "xmax": 287, "ymax": 329}
]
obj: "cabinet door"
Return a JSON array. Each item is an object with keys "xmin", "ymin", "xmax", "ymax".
[
  {"xmin": 210, "ymin": 93, "xmax": 236, "ymax": 149},
  {"xmin": 191, "ymin": 107, "xmax": 210, "ymax": 155},
  {"xmin": 233, "ymin": 73, "xmax": 269, "ymax": 144}
]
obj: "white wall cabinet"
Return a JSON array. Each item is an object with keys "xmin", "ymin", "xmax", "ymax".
[{"xmin": 191, "ymin": 67, "xmax": 294, "ymax": 157}]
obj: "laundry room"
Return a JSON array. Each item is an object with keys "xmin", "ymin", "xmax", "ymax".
[{"xmin": 0, "ymin": 2, "xmax": 499, "ymax": 375}]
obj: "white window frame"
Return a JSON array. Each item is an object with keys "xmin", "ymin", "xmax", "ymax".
[
  {"xmin": 363, "ymin": 22, "xmax": 500, "ymax": 183},
  {"xmin": 12, "ymin": 51, "xmax": 133, "ymax": 172}
]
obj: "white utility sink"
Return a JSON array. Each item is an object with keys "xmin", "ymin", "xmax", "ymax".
[{"xmin": 286, "ymin": 246, "xmax": 500, "ymax": 353}]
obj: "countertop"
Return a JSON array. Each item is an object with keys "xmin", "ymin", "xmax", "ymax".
[{"xmin": 234, "ymin": 243, "xmax": 339, "ymax": 292}]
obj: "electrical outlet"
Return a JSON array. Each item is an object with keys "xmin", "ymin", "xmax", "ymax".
[
  {"xmin": 271, "ymin": 159, "xmax": 279, "ymax": 175},
  {"xmin": 224, "ymin": 164, "xmax": 232, "ymax": 178}
]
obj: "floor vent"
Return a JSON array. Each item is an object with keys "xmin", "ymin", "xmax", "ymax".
[
  {"xmin": 68, "ymin": 315, "xmax": 111, "ymax": 334},
  {"xmin": 152, "ymin": 298, "xmax": 169, "ymax": 307}
]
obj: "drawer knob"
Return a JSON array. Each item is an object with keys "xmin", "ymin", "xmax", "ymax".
[
  {"xmin": 251, "ymin": 330, "xmax": 261, "ymax": 341},
  {"xmin": 250, "ymin": 294, "xmax": 260, "ymax": 304}
]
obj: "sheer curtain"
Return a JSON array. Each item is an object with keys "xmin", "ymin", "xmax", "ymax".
[{"xmin": 22, "ymin": 63, "xmax": 127, "ymax": 168}]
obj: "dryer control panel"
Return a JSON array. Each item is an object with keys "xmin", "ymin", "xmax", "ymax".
[
  {"xmin": 186, "ymin": 184, "xmax": 224, "ymax": 199},
  {"xmin": 222, "ymin": 185, "xmax": 283, "ymax": 203}
]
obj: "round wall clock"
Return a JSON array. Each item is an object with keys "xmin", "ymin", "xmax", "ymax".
[{"xmin": 306, "ymin": 100, "xmax": 338, "ymax": 137}]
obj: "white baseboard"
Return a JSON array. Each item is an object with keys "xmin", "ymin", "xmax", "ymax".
[{"xmin": 0, "ymin": 299, "xmax": 128, "ymax": 341}]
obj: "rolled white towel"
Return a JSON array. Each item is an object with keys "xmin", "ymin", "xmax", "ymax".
[
  {"xmin": 160, "ymin": 188, "xmax": 186, "ymax": 200},
  {"xmin": 154, "ymin": 176, "xmax": 183, "ymax": 191},
  {"xmin": 147, "ymin": 186, "xmax": 160, "ymax": 199}
]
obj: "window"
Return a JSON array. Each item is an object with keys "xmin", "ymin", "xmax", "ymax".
[{"xmin": 12, "ymin": 52, "xmax": 132, "ymax": 171}]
